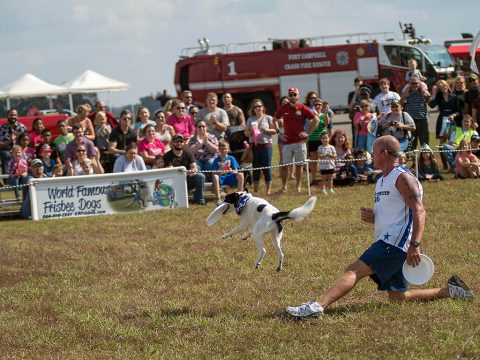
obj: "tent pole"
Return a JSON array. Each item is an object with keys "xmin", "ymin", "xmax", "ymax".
[{"xmin": 69, "ymin": 94, "xmax": 73, "ymax": 112}]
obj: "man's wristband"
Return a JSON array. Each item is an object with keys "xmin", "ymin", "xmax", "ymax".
[{"xmin": 411, "ymin": 240, "xmax": 420, "ymax": 248}]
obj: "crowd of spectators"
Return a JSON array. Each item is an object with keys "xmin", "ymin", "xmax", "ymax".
[{"xmin": 1, "ymin": 66, "xmax": 479, "ymax": 215}]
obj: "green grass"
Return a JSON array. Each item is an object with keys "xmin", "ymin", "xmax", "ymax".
[
  {"xmin": 1, "ymin": 173, "xmax": 479, "ymax": 359},
  {"xmin": 1, "ymin": 135, "xmax": 479, "ymax": 359}
]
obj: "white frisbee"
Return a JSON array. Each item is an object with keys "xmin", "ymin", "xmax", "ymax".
[
  {"xmin": 402, "ymin": 254, "xmax": 434, "ymax": 285},
  {"xmin": 206, "ymin": 202, "xmax": 229, "ymax": 227}
]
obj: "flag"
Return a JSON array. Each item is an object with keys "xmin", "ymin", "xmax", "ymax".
[{"xmin": 470, "ymin": 30, "xmax": 480, "ymax": 73}]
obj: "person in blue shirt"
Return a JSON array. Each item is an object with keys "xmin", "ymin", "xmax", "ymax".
[
  {"xmin": 211, "ymin": 140, "xmax": 244, "ymax": 206},
  {"xmin": 333, "ymin": 154, "xmax": 358, "ymax": 186}
]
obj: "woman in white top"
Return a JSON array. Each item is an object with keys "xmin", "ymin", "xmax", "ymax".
[{"xmin": 154, "ymin": 110, "xmax": 174, "ymax": 151}]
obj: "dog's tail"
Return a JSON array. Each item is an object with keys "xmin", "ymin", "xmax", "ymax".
[{"xmin": 272, "ymin": 196, "xmax": 317, "ymax": 223}]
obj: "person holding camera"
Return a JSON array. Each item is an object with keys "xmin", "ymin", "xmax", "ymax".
[{"xmin": 377, "ymin": 99, "xmax": 416, "ymax": 152}]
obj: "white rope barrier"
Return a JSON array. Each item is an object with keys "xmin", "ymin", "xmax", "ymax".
[{"xmin": 1, "ymin": 147, "xmax": 478, "ymax": 196}]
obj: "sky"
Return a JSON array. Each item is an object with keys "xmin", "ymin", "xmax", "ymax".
[{"xmin": 1, "ymin": 0, "xmax": 479, "ymax": 108}]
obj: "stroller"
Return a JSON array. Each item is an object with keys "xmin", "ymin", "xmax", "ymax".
[{"xmin": 225, "ymin": 126, "xmax": 252, "ymax": 185}]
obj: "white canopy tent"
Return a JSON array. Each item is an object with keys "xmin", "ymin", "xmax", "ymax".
[
  {"xmin": 0, "ymin": 73, "xmax": 68, "ymax": 109},
  {"xmin": 63, "ymin": 69, "xmax": 130, "ymax": 111}
]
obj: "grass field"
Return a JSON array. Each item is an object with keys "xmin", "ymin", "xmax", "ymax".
[{"xmin": 1, "ymin": 168, "xmax": 479, "ymax": 359}]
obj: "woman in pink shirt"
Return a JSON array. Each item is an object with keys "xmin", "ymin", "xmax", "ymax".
[
  {"xmin": 138, "ymin": 124, "xmax": 166, "ymax": 168},
  {"xmin": 29, "ymin": 118, "xmax": 45, "ymax": 148},
  {"xmin": 166, "ymin": 102, "xmax": 195, "ymax": 140},
  {"xmin": 353, "ymin": 100, "xmax": 373, "ymax": 151}
]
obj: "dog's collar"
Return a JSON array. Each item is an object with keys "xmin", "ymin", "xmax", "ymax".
[{"xmin": 235, "ymin": 194, "xmax": 251, "ymax": 216}]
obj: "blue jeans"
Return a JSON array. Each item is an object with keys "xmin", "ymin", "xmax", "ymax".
[
  {"xmin": 187, "ymin": 172, "xmax": 206, "ymax": 204},
  {"xmin": 441, "ymin": 144, "xmax": 457, "ymax": 170},
  {"xmin": 196, "ymin": 158, "xmax": 215, "ymax": 182},
  {"xmin": 252, "ymin": 145, "xmax": 272, "ymax": 183},
  {"xmin": 0, "ymin": 150, "xmax": 12, "ymax": 176},
  {"xmin": 8, "ymin": 176, "xmax": 28, "ymax": 198},
  {"xmin": 399, "ymin": 138, "xmax": 409, "ymax": 152}
]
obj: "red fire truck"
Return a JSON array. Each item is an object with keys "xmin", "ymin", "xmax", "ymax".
[{"xmin": 174, "ymin": 30, "xmax": 456, "ymax": 113}]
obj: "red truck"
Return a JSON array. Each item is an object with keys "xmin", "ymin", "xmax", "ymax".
[
  {"xmin": 0, "ymin": 113, "xmax": 69, "ymax": 138},
  {"xmin": 175, "ymin": 30, "xmax": 456, "ymax": 112}
]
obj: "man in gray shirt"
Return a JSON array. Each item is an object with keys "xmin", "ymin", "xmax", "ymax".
[{"xmin": 197, "ymin": 92, "xmax": 230, "ymax": 139}]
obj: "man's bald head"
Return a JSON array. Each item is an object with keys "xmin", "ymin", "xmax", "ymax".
[{"xmin": 374, "ymin": 135, "xmax": 401, "ymax": 157}]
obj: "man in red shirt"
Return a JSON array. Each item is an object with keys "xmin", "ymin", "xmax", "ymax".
[
  {"xmin": 273, "ymin": 87, "xmax": 318, "ymax": 193},
  {"xmin": 88, "ymin": 100, "xmax": 118, "ymax": 128}
]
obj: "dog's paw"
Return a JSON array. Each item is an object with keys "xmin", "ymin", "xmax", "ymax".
[
  {"xmin": 240, "ymin": 234, "xmax": 251, "ymax": 241},
  {"xmin": 221, "ymin": 234, "xmax": 230, "ymax": 240}
]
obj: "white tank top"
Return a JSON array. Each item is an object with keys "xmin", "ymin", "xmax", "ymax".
[{"xmin": 374, "ymin": 166, "xmax": 423, "ymax": 252}]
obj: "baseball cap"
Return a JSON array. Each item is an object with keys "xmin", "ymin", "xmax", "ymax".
[
  {"xmin": 467, "ymin": 73, "xmax": 479, "ymax": 80},
  {"xmin": 471, "ymin": 134, "xmax": 480, "ymax": 141},
  {"xmin": 31, "ymin": 159, "xmax": 43, "ymax": 168},
  {"xmin": 391, "ymin": 99, "xmax": 401, "ymax": 106},
  {"xmin": 288, "ymin": 87, "xmax": 299, "ymax": 95},
  {"xmin": 172, "ymin": 134, "xmax": 184, "ymax": 142}
]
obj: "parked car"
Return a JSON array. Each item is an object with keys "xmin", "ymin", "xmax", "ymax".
[{"xmin": 0, "ymin": 113, "xmax": 69, "ymax": 138}]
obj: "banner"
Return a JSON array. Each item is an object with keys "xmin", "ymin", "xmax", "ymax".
[{"xmin": 29, "ymin": 167, "xmax": 188, "ymax": 221}]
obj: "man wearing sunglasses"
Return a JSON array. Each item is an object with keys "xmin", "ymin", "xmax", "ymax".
[
  {"xmin": 401, "ymin": 75, "xmax": 431, "ymax": 149},
  {"xmin": 273, "ymin": 87, "xmax": 318, "ymax": 193},
  {"xmin": 164, "ymin": 134, "xmax": 206, "ymax": 205}
]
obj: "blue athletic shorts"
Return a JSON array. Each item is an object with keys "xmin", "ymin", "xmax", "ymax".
[
  {"xmin": 218, "ymin": 173, "xmax": 238, "ymax": 187},
  {"xmin": 359, "ymin": 240, "xmax": 408, "ymax": 292}
]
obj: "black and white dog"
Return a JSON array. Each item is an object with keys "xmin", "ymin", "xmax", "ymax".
[{"xmin": 220, "ymin": 190, "xmax": 317, "ymax": 271}]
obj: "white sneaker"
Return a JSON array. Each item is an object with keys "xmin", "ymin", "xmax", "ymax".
[
  {"xmin": 448, "ymin": 275, "xmax": 474, "ymax": 300},
  {"xmin": 321, "ymin": 189, "xmax": 327, "ymax": 195},
  {"xmin": 286, "ymin": 301, "xmax": 324, "ymax": 318},
  {"xmin": 329, "ymin": 188, "xmax": 335, "ymax": 193}
]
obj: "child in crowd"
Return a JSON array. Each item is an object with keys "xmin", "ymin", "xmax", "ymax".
[
  {"xmin": 29, "ymin": 117, "xmax": 45, "ymax": 148},
  {"xmin": 354, "ymin": 150, "xmax": 381, "ymax": 183},
  {"xmin": 7, "ymin": 145, "xmax": 28, "ymax": 201},
  {"xmin": 402, "ymin": 59, "xmax": 430, "ymax": 95},
  {"xmin": 418, "ymin": 144, "xmax": 443, "ymax": 181},
  {"xmin": 211, "ymin": 140, "xmax": 244, "ymax": 205},
  {"xmin": 17, "ymin": 132, "xmax": 35, "ymax": 164},
  {"xmin": 52, "ymin": 163, "xmax": 64, "ymax": 177},
  {"xmin": 333, "ymin": 154, "xmax": 358, "ymax": 186},
  {"xmin": 94, "ymin": 111, "xmax": 112, "ymax": 166},
  {"xmin": 454, "ymin": 140, "xmax": 479, "ymax": 178},
  {"xmin": 398, "ymin": 152, "xmax": 408, "ymax": 167},
  {"xmin": 36, "ymin": 128, "xmax": 61, "ymax": 165},
  {"xmin": 317, "ymin": 131, "xmax": 336, "ymax": 194},
  {"xmin": 153, "ymin": 155, "xmax": 165, "ymax": 169},
  {"xmin": 39, "ymin": 144, "xmax": 56, "ymax": 177},
  {"xmin": 53, "ymin": 119, "xmax": 75, "ymax": 160},
  {"xmin": 79, "ymin": 159, "xmax": 94, "ymax": 176},
  {"xmin": 330, "ymin": 129, "xmax": 351, "ymax": 172}
]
